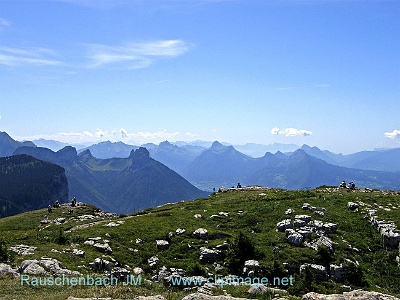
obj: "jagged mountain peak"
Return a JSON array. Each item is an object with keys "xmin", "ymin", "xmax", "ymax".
[{"xmin": 129, "ymin": 147, "xmax": 150, "ymax": 160}]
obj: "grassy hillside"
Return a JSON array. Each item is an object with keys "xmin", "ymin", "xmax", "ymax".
[{"xmin": 0, "ymin": 187, "xmax": 399, "ymax": 299}]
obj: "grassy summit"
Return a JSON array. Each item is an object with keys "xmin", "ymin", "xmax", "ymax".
[{"xmin": 0, "ymin": 187, "xmax": 399, "ymax": 299}]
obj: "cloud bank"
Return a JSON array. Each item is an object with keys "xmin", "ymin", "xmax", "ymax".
[
  {"xmin": 384, "ymin": 129, "xmax": 400, "ymax": 139},
  {"xmin": 20, "ymin": 128, "xmax": 200, "ymax": 145},
  {"xmin": 271, "ymin": 127, "xmax": 313, "ymax": 137}
]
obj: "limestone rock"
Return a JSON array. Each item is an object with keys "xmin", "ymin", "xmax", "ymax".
[
  {"xmin": 148, "ymin": 256, "xmax": 159, "ymax": 267},
  {"xmin": 348, "ymin": 202, "xmax": 359, "ymax": 210},
  {"xmin": 0, "ymin": 263, "xmax": 19, "ymax": 277},
  {"xmin": 277, "ymin": 219, "xmax": 292, "ymax": 232},
  {"xmin": 288, "ymin": 232, "xmax": 304, "ymax": 246},
  {"xmin": 199, "ymin": 247, "xmax": 221, "ymax": 262},
  {"xmin": 176, "ymin": 228, "xmax": 186, "ymax": 235},
  {"xmin": 248, "ymin": 284, "xmax": 287, "ymax": 294},
  {"xmin": 9, "ymin": 244, "xmax": 37, "ymax": 256},
  {"xmin": 182, "ymin": 293, "xmax": 249, "ymax": 300},
  {"xmin": 295, "ymin": 215, "xmax": 312, "ymax": 223},
  {"xmin": 94, "ymin": 242, "xmax": 112, "ymax": 253},
  {"xmin": 193, "ymin": 228, "xmax": 208, "ymax": 239},
  {"xmin": 302, "ymin": 290, "xmax": 400, "ymax": 300},
  {"xmin": 89, "ymin": 257, "xmax": 111, "ymax": 272},
  {"xmin": 156, "ymin": 240, "xmax": 170, "ymax": 250},
  {"xmin": 300, "ymin": 263, "xmax": 327, "ymax": 278},
  {"xmin": 323, "ymin": 223, "xmax": 338, "ymax": 234}
]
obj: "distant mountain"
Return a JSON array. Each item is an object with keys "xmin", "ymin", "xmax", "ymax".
[
  {"xmin": 147, "ymin": 141, "xmax": 201, "ymax": 174},
  {"xmin": 32, "ymin": 139, "xmax": 72, "ymax": 152},
  {"xmin": 79, "ymin": 141, "xmax": 139, "ymax": 159},
  {"xmin": 298, "ymin": 144, "xmax": 400, "ymax": 173},
  {"xmin": 0, "ymin": 154, "xmax": 68, "ymax": 217},
  {"xmin": 181, "ymin": 141, "xmax": 279, "ymax": 190},
  {"xmin": 249, "ymin": 149, "xmax": 400, "ymax": 190},
  {"xmin": 350, "ymin": 148, "xmax": 400, "ymax": 172},
  {"xmin": 14, "ymin": 146, "xmax": 208, "ymax": 213},
  {"xmin": 234, "ymin": 143, "xmax": 300, "ymax": 157},
  {"xmin": 0, "ymin": 131, "xmax": 36, "ymax": 157},
  {"xmin": 180, "ymin": 142, "xmax": 400, "ymax": 191}
]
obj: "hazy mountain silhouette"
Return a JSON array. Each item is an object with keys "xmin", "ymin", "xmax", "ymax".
[{"xmin": 79, "ymin": 141, "xmax": 138, "ymax": 159}]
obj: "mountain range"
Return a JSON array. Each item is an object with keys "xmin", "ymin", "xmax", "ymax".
[
  {"xmin": 1, "ymin": 131, "xmax": 400, "ymax": 216},
  {"xmin": 13, "ymin": 145, "xmax": 208, "ymax": 214}
]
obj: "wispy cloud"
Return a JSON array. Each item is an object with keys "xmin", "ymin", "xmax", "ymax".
[
  {"xmin": 0, "ymin": 18, "xmax": 11, "ymax": 28},
  {"xmin": 87, "ymin": 39, "xmax": 191, "ymax": 69},
  {"xmin": 384, "ymin": 129, "xmax": 400, "ymax": 139},
  {"xmin": 0, "ymin": 46, "xmax": 62, "ymax": 67},
  {"xmin": 271, "ymin": 127, "xmax": 313, "ymax": 137}
]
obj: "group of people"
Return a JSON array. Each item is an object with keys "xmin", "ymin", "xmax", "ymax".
[
  {"xmin": 339, "ymin": 180, "xmax": 356, "ymax": 190},
  {"xmin": 47, "ymin": 197, "xmax": 77, "ymax": 213}
]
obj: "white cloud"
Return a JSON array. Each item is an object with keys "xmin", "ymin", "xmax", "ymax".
[
  {"xmin": 271, "ymin": 127, "xmax": 313, "ymax": 137},
  {"xmin": 18, "ymin": 128, "xmax": 202, "ymax": 145},
  {"xmin": 384, "ymin": 129, "xmax": 400, "ymax": 139},
  {"xmin": 185, "ymin": 132, "xmax": 200, "ymax": 138},
  {"xmin": 87, "ymin": 39, "xmax": 191, "ymax": 68},
  {"xmin": 0, "ymin": 46, "xmax": 61, "ymax": 67}
]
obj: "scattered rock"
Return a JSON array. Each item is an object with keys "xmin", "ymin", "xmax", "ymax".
[
  {"xmin": 0, "ymin": 263, "xmax": 19, "ymax": 277},
  {"xmin": 288, "ymin": 232, "xmax": 304, "ymax": 246},
  {"xmin": 72, "ymin": 249, "xmax": 85, "ymax": 257},
  {"xmin": 215, "ymin": 241, "xmax": 229, "ymax": 250},
  {"xmin": 156, "ymin": 240, "xmax": 170, "ymax": 250},
  {"xmin": 277, "ymin": 219, "xmax": 292, "ymax": 232},
  {"xmin": 9, "ymin": 244, "xmax": 37, "ymax": 256},
  {"xmin": 94, "ymin": 242, "xmax": 112, "ymax": 254},
  {"xmin": 133, "ymin": 267, "xmax": 144, "ymax": 275},
  {"xmin": 248, "ymin": 284, "xmax": 287, "ymax": 295},
  {"xmin": 348, "ymin": 202, "xmax": 359, "ymax": 210},
  {"xmin": 193, "ymin": 228, "xmax": 208, "ymax": 239},
  {"xmin": 148, "ymin": 256, "xmax": 159, "ymax": 268},
  {"xmin": 194, "ymin": 214, "xmax": 202, "ymax": 219},
  {"xmin": 199, "ymin": 247, "xmax": 221, "ymax": 262},
  {"xmin": 302, "ymin": 289, "xmax": 400, "ymax": 300},
  {"xmin": 176, "ymin": 228, "xmax": 186, "ymax": 235},
  {"xmin": 243, "ymin": 260, "xmax": 259, "ymax": 276},
  {"xmin": 300, "ymin": 263, "xmax": 327, "ymax": 278},
  {"xmin": 285, "ymin": 208, "xmax": 293, "ymax": 215},
  {"xmin": 182, "ymin": 293, "xmax": 249, "ymax": 300},
  {"xmin": 323, "ymin": 223, "xmax": 338, "ymax": 234},
  {"xmin": 295, "ymin": 215, "xmax": 312, "ymax": 223},
  {"xmin": 54, "ymin": 217, "xmax": 66, "ymax": 224},
  {"xmin": 89, "ymin": 257, "xmax": 111, "ymax": 272},
  {"xmin": 19, "ymin": 257, "xmax": 80, "ymax": 276}
]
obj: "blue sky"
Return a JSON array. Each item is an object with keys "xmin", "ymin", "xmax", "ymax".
[{"xmin": 0, "ymin": 0, "xmax": 399, "ymax": 154}]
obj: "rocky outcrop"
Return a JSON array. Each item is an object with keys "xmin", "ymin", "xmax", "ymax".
[
  {"xmin": 182, "ymin": 294, "xmax": 249, "ymax": 300},
  {"xmin": 193, "ymin": 228, "xmax": 208, "ymax": 239},
  {"xmin": 199, "ymin": 247, "xmax": 222, "ymax": 262},
  {"xmin": 19, "ymin": 257, "xmax": 80, "ymax": 276},
  {"xmin": 156, "ymin": 240, "xmax": 170, "ymax": 250},
  {"xmin": 0, "ymin": 263, "xmax": 19, "ymax": 277},
  {"xmin": 302, "ymin": 290, "xmax": 400, "ymax": 300}
]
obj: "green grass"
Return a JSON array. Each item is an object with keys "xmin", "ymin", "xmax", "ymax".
[{"xmin": 1, "ymin": 187, "xmax": 400, "ymax": 299}]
